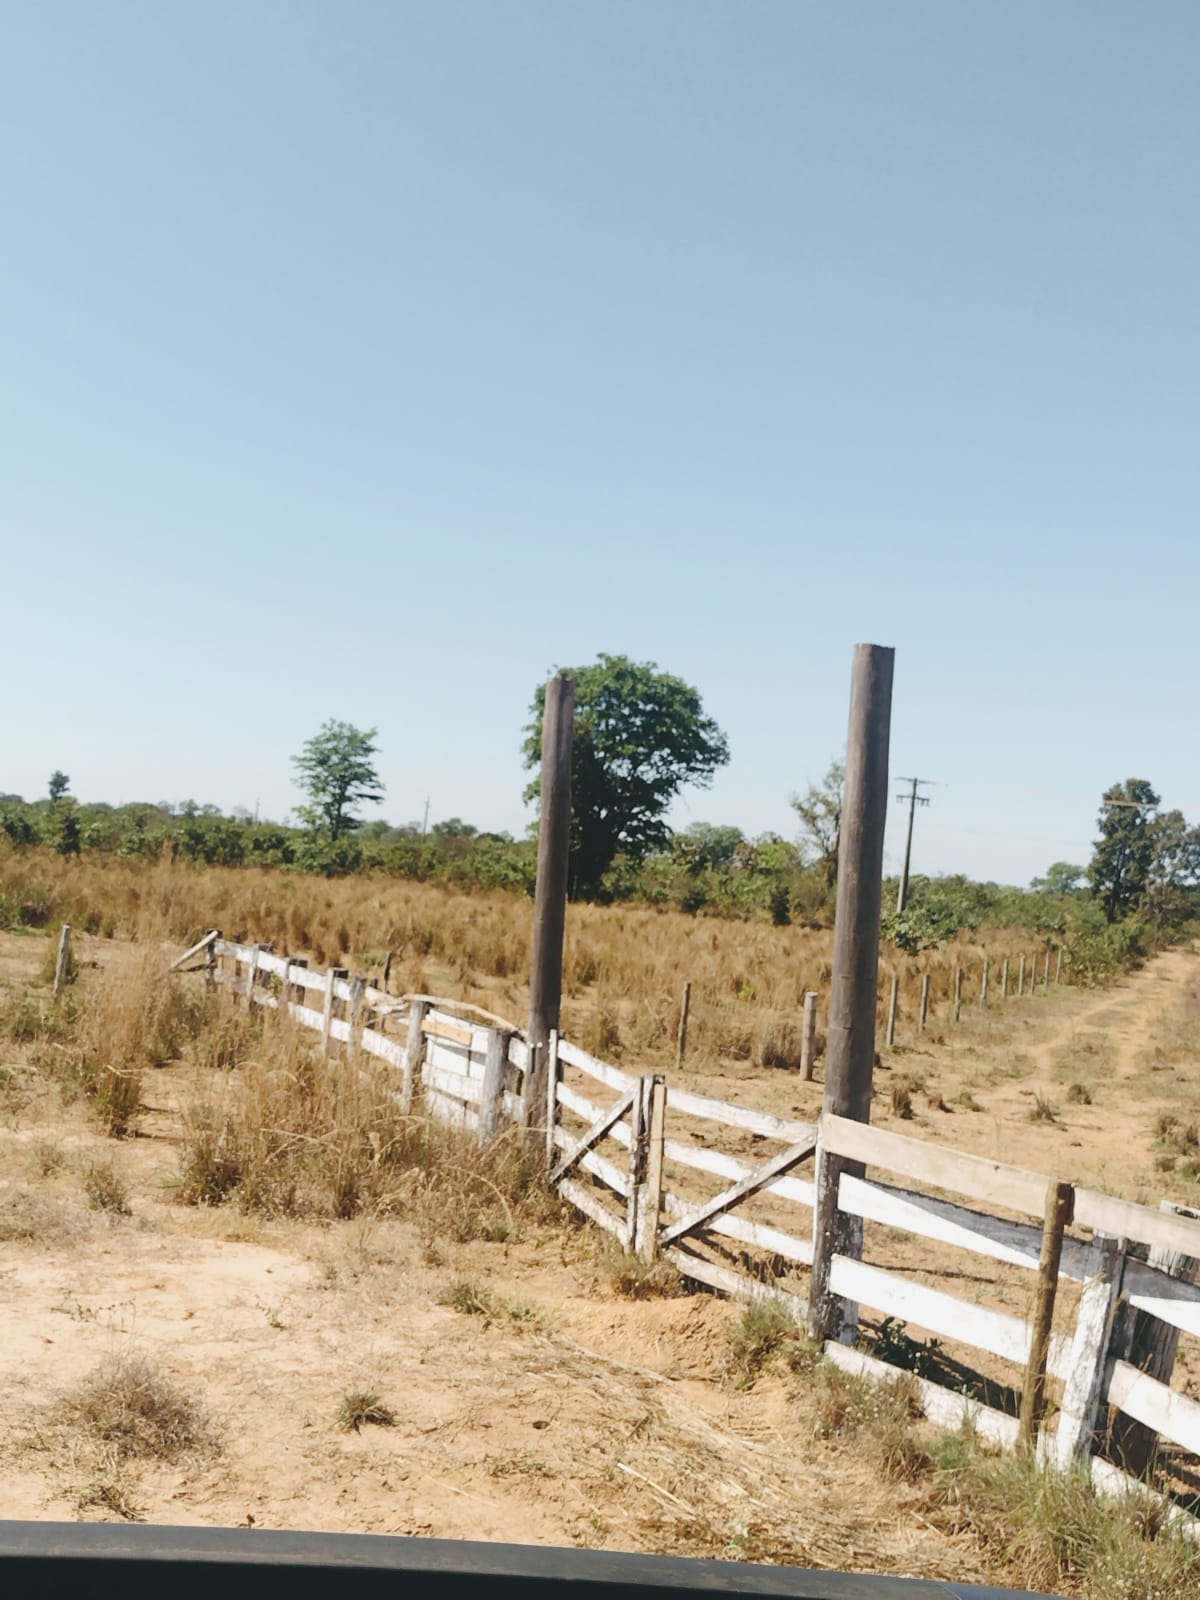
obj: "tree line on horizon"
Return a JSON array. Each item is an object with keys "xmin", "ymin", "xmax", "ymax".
[{"xmin": 3, "ymin": 656, "xmax": 1197, "ymax": 974}]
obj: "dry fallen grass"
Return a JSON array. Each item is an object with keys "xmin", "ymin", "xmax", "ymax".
[{"xmin": 0, "ymin": 848, "xmax": 1054, "ymax": 1072}]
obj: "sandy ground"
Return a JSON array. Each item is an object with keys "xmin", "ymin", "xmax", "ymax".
[{"xmin": 1, "ymin": 927, "xmax": 1198, "ymax": 1579}]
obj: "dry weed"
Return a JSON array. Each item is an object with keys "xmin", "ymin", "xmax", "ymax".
[{"xmin": 54, "ymin": 1354, "xmax": 215, "ymax": 1463}]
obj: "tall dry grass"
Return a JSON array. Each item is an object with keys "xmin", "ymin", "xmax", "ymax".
[{"xmin": 0, "ymin": 847, "xmax": 1049, "ymax": 1072}]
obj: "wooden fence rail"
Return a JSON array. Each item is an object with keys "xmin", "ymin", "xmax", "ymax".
[{"xmin": 175, "ymin": 934, "xmax": 1200, "ymax": 1526}]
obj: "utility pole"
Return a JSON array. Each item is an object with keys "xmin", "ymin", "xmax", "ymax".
[
  {"xmin": 421, "ymin": 797, "xmax": 430, "ymax": 836},
  {"xmin": 525, "ymin": 672, "xmax": 575, "ymax": 1138},
  {"xmin": 894, "ymin": 777, "xmax": 933, "ymax": 913}
]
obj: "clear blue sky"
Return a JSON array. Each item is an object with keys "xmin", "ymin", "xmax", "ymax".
[{"xmin": 4, "ymin": 2, "xmax": 1198, "ymax": 885}]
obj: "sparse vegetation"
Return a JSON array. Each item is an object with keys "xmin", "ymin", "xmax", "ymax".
[
  {"xmin": 82, "ymin": 1155, "xmax": 131, "ymax": 1215},
  {"xmin": 336, "ymin": 1390, "xmax": 395, "ymax": 1432},
  {"xmin": 724, "ymin": 1299, "xmax": 816, "ymax": 1383},
  {"xmin": 1028, "ymin": 1093, "xmax": 1060, "ymax": 1125},
  {"xmin": 601, "ymin": 1247, "xmax": 684, "ymax": 1301},
  {"xmin": 54, "ymin": 1354, "xmax": 214, "ymax": 1463}
]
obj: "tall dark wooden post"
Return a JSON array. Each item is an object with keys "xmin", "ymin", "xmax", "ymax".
[
  {"xmin": 809, "ymin": 644, "xmax": 894, "ymax": 1345},
  {"xmin": 525, "ymin": 672, "xmax": 575, "ymax": 1134}
]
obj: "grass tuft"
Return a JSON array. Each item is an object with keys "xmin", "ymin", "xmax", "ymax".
[
  {"xmin": 55, "ymin": 1354, "xmax": 214, "ymax": 1463},
  {"xmin": 337, "ymin": 1390, "xmax": 395, "ymax": 1433}
]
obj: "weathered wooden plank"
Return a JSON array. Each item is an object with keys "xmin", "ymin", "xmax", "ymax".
[
  {"xmin": 823, "ymin": 1342, "xmax": 1021, "ymax": 1450},
  {"xmin": 558, "ymin": 1177, "xmax": 627, "ymax": 1244},
  {"xmin": 1054, "ymin": 1236, "xmax": 1126, "ymax": 1467},
  {"xmin": 822, "ymin": 1113, "xmax": 1050, "ymax": 1217},
  {"xmin": 508, "ymin": 1035, "xmax": 529, "ymax": 1073},
  {"xmin": 828, "ymin": 1254, "xmax": 1071, "ymax": 1379},
  {"xmin": 292, "ymin": 1002, "xmax": 324, "ymax": 1032},
  {"xmin": 424, "ymin": 1066, "xmax": 484, "ymax": 1106},
  {"xmin": 660, "ymin": 1134, "xmax": 818, "ymax": 1247},
  {"xmin": 556, "ymin": 1038, "xmax": 636, "ymax": 1092},
  {"xmin": 1075, "ymin": 1188, "xmax": 1200, "ymax": 1259},
  {"xmin": 639, "ymin": 1076, "xmax": 667, "ymax": 1263},
  {"xmin": 360, "ymin": 1027, "xmax": 406, "ymax": 1070},
  {"xmin": 1107, "ymin": 1360, "xmax": 1200, "ymax": 1457},
  {"xmin": 662, "ymin": 1192, "xmax": 813, "ymax": 1266},
  {"xmin": 327, "ymin": 1016, "xmax": 352, "ymax": 1045},
  {"xmin": 1125, "ymin": 1257, "xmax": 1200, "ymax": 1339},
  {"xmin": 839, "ymin": 1174, "xmax": 1098, "ymax": 1281},
  {"xmin": 666, "ymin": 1085, "xmax": 815, "ymax": 1144},
  {"xmin": 556, "ymin": 1080, "xmax": 609, "ymax": 1128},
  {"xmin": 662, "ymin": 1137, "xmax": 815, "ymax": 1207},
  {"xmin": 551, "ymin": 1127, "xmax": 629, "ymax": 1197},
  {"xmin": 170, "ymin": 930, "xmax": 219, "ymax": 971},
  {"xmin": 423, "ymin": 1016, "xmax": 474, "ymax": 1048},
  {"xmin": 550, "ymin": 1088, "xmax": 636, "ymax": 1185},
  {"xmin": 661, "ymin": 1247, "xmax": 807, "ymax": 1319}
]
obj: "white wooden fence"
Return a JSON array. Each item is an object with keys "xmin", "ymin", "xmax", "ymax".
[{"xmin": 176, "ymin": 933, "xmax": 1200, "ymax": 1522}]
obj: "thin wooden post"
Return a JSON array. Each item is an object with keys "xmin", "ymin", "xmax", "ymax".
[
  {"xmin": 637, "ymin": 1075, "xmax": 668, "ymax": 1263},
  {"xmin": 675, "ymin": 981, "xmax": 692, "ymax": 1070},
  {"xmin": 382, "ymin": 950, "xmax": 393, "ymax": 994},
  {"xmin": 1042, "ymin": 952, "xmax": 1050, "ymax": 994},
  {"xmin": 544, "ymin": 1029, "xmax": 560, "ymax": 1166},
  {"xmin": 919, "ymin": 974, "xmax": 930, "ymax": 1032},
  {"xmin": 1055, "ymin": 1236, "xmax": 1126, "ymax": 1468},
  {"xmin": 886, "ymin": 975, "xmax": 899, "ymax": 1049},
  {"xmin": 480, "ymin": 1026, "xmax": 513, "ymax": 1144},
  {"xmin": 526, "ymin": 673, "xmax": 575, "ymax": 1131},
  {"xmin": 1055, "ymin": 948, "xmax": 1063, "ymax": 986},
  {"xmin": 244, "ymin": 943, "xmax": 263, "ymax": 1008},
  {"xmin": 321, "ymin": 967, "xmax": 347, "ymax": 1054},
  {"xmin": 980, "ymin": 956, "xmax": 990, "ymax": 1009},
  {"xmin": 953, "ymin": 966, "xmax": 962, "ymax": 1023},
  {"xmin": 809, "ymin": 643, "xmax": 894, "ymax": 1348},
  {"xmin": 205, "ymin": 931, "xmax": 221, "ymax": 993},
  {"xmin": 52, "ymin": 924, "xmax": 73, "ymax": 996},
  {"xmin": 402, "ymin": 998, "xmax": 429, "ymax": 1112},
  {"xmin": 348, "ymin": 975, "xmax": 366, "ymax": 1055},
  {"xmin": 626, "ymin": 1072, "xmax": 648, "ymax": 1252},
  {"xmin": 1110, "ymin": 1201, "xmax": 1200, "ymax": 1477},
  {"xmin": 800, "ymin": 991, "xmax": 819, "ymax": 1080},
  {"xmin": 1018, "ymin": 1179, "xmax": 1075, "ymax": 1449},
  {"xmin": 1001, "ymin": 957, "xmax": 1009, "ymax": 1000},
  {"xmin": 1018, "ymin": 954, "xmax": 1026, "ymax": 997}
]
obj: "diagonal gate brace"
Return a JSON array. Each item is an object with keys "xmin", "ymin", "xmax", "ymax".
[
  {"xmin": 659, "ymin": 1133, "xmax": 818, "ymax": 1247},
  {"xmin": 550, "ymin": 1088, "xmax": 636, "ymax": 1186}
]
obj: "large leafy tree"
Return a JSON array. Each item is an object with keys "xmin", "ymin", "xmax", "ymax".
[
  {"xmin": 292, "ymin": 721, "xmax": 384, "ymax": 840},
  {"xmin": 1088, "ymin": 778, "xmax": 1160, "ymax": 923},
  {"xmin": 48, "ymin": 770, "xmax": 70, "ymax": 802},
  {"xmin": 790, "ymin": 759, "xmax": 844, "ymax": 885},
  {"xmin": 523, "ymin": 654, "xmax": 730, "ymax": 898}
]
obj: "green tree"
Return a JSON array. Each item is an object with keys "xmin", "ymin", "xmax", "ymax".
[
  {"xmin": 1088, "ymin": 779, "xmax": 1160, "ymax": 923},
  {"xmin": 523, "ymin": 655, "xmax": 730, "ymax": 898},
  {"xmin": 790, "ymin": 759, "xmax": 844, "ymax": 885},
  {"xmin": 48, "ymin": 770, "xmax": 70, "ymax": 802},
  {"xmin": 292, "ymin": 721, "xmax": 384, "ymax": 841},
  {"xmin": 1030, "ymin": 861, "xmax": 1085, "ymax": 896},
  {"xmin": 674, "ymin": 822, "xmax": 744, "ymax": 872}
]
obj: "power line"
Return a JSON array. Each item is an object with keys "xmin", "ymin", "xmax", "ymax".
[{"xmin": 894, "ymin": 776, "xmax": 934, "ymax": 913}]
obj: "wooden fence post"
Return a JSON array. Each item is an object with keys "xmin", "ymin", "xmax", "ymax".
[
  {"xmin": 348, "ymin": 975, "xmax": 366, "ymax": 1055},
  {"xmin": 526, "ymin": 673, "xmax": 575, "ymax": 1133},
  {"xmin": 809, "ymin": 643, "xmax": 894, "ymax": 1347},
  {"xmin": 1001, "ymin": 957, "xmax": 1009, "ymax": 1000},
  {"xmin": 244, "ymin": 943, "xmax": 264, "ymax": 1009},
  {"xmin": 382, "ymin": 950, "xmax": 393, "ymax": 994},
  {"xmin": 544, "ymin": 1029, "xmax": 560, "ymax": 1166},
  {"xmin": 1109, "ymin": 1201, "xmax": 1200, "ymax": 1477},
  {"xmin": 919, "ymin": 974, "xmax": 930, "ymax": 1032},
  {"xmin": 624, "ymin": 1070, "xmax": 649, "ymax": 1251},
  {"xmin": 205, "ymin": 932, "xmax": 221, "ymax": 993},
  {"xmin": 886, "ymin": 976, "xmax": 899, "ymax": 1049},
  {"xmin": 1018, "ymin": 1180, "xmax": 1074, "ymax": 1448},
  {"xmin": 402, "ymin": 998, "xmax": 429, "ymax": 1112},
  {"xmin": 1042, "ymin": 953, "xmax": 1050, "ymax": 995},
  {"xmin": 800, "ymin": 991, "xmax": 819, "ymax": 1080},
  {"xmin": 675, "ymin": 981, "xmax": 692, "ymax": 1071},
  {"xmin": 288, "ymin": 957, "xmax": 307, "ymax": 1010},
  {"xmin": 637, "ymin": 1075, "xmax": 668, "ymax": 1263},
  {"xmin": 980, "ymin": 957, "xmax": 990, "ymax": 1009},
  {"xmin": 1055, "ymin": 1236, "xmax": 1126, "ymax": 1468},
  {"xmin": 52, "ymin": 924, "xmax": 73, "ymax": 997},
  {"xmin": 1018, "ymin": 954, "xmax": 1026, "ymax": 997},
  {"xmin": 479, "ymin": 1025, "xmax": 513, "ymax": 1144},
  {"xmin": 321, "ymin": 967, "xmax": 347, "ymax": 1054},
  {"xmin": 1055, "ymin": 948, "xmax": 1063, "ymax": 986},
  {"xmin": 953, "ymin": 966, "xmax": 962, "ymax": 1023}
]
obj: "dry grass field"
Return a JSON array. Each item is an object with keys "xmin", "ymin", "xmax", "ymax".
[{"xmin": 3, "ymin": 863, "xmax": 1200, "ymax": 1596}]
